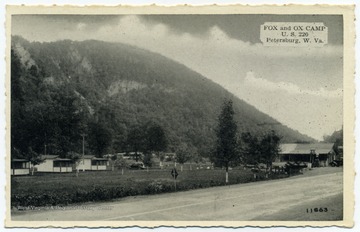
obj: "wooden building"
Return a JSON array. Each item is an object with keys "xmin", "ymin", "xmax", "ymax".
[
  {"xmin": 91, "ymin": 157, "xmax": 108, "ymax": 170},
  {"xmin": 77, "ymin": 155, "xmax": 108, "ymax": 171},
  {"xmin": 11, "ymin": 159, "xmax": 30, "ymax": 175},
  {"xmin": 36, "ymin": 155, "xmax": 73, "ymax": 173},
  {"xmin": 278, "ymin": 143, "xmax": 335, "ymax": 167}
]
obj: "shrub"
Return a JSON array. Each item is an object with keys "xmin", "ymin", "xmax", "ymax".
[
  {"xmin": 145, "ymin": 180, "xmax": 173, "ymax": 194},
  {"xmin": 11, "ymin": 169, "xmax": 288, "ymax": 207}
]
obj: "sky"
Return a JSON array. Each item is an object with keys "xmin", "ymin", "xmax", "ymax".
[{"xmin": 11, "ymin": 14, "xmax": 343, "ymax": 140}]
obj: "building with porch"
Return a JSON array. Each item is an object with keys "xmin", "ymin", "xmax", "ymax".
[
  {"xmin": 35, "ymin": 155, "xmax": 73, "ymax": 173},
  {"xmin": 77, "ymin": 155, "xmax": 108, "ymax": 171},
  {"xmin": 278, "ymin": 143, "xmax": 335, "ymax": 167},
  {"xmin": 11, "ymin": 159, "xmax": 30, "ymax": 175},
  {"xmin": 91, "ymin": 157, "xmax": 108, "ymax": 170}
]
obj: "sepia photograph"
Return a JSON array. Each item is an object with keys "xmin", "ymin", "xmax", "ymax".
[{"xmin": 6, "ymin": 4, "xmax": 355, "ymax": 228}]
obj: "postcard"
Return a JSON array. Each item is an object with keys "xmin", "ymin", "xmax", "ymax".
[{"xmin": 5, "ymin": 4, "xmax": 355, "ymax": 228}]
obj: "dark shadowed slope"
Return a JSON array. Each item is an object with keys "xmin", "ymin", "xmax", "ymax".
[{"xmin": 11, "ymin": 36, "xmax": 313, "ymax": 157}]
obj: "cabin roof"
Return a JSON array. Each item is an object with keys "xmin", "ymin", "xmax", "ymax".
[
  {"xmin": 82, "ymin": 155, "xmax": 95, "ymax": 159},
  {"xmin": 12, "ymin": 159, "xmax": 29, "ymax": 162},
  {"xmin": 42, "ymin": 155, "xmax": 59, "ymax": 159},
  {"xmin": 53, "ymin": 158, "xmax": 72, "ymax": 162},
  {"xmin": 279, "ymin": 143, "xmax": 334, "ymax": 155},
  {"xmin": 92, "ymin": 157, "xmax": 108, "ymax": 161}
]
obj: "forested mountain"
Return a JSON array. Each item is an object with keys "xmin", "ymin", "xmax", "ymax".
[
  {"xmin": 323, "ymin": 128, "xmax": 343, "ymax": 156},
  {"xmin": 323, "ymin": 128, "xmax": 343, "ymax": 144},
  {"xmin": 11, "ymin": 36, "xmax": 313, "ymax": 159}
]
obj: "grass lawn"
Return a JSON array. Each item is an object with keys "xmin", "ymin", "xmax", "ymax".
[
  {"xmin": 12, "ymin": 167, "xmax": 342, "ymax": 209},
  {"xmin": 12, "ymin": 168, "xmax": 251, "ymax": 193},
  {"xmin": 13, "ymin": 168, "xmax": 280, "ymax": 207}
]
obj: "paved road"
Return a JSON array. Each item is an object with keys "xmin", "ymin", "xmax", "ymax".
[{"xmin": 12, "ymin": 169, "xmax": 343, "ymax": 221}]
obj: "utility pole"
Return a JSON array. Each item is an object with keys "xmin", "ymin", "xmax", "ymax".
[
  {"xmin": 81, "ymin": 134, "xmax": 85, "ymax": 172},
  {"xmin": 82, "ymin": 134, "xmax": 85, "ymax": 157}
]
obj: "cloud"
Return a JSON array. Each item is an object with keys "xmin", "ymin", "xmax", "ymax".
[
  {"xmin": 241, "ymin": 71, "xmax": 342, "ymax": 140},
  {"xmin": 90, "ymin": 16, "xmax": 342, "ymax": 91},
  {"xmin": 76, "ymin": 16, "xmax": 345, "ymax": 140},
  {"xmin": 12, "ymin": 15, "xmax": 343, "ymax": 140},
  {"xmin": 93, "ymin": 15, "xmax": 342, "ymax": 59},
  {"xmin": 244, "ymin": 71, "xmax": 343, "ymax": 99}
]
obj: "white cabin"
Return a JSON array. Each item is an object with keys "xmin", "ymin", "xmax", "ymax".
[
  {"xmin": 11, "ymin": 159, "xmax": 30, "ymax": 175},
  {"xmin": 77, "ymin": 155, "xmax": 108, "ymax": 171},
  {"xmin": 36, "ymin": 155, "xmax": 73, "ymax": 173}
]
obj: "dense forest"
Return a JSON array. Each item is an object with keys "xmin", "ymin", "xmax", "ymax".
[
  {"xmin": 323, "ymin": 128, "xmax": 343, "ymax": 156},
  {"xmin": 11, "ymin": 36, "xmax": 313, "ymax": 160}
]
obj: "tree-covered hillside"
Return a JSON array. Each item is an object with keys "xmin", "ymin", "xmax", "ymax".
[{"xmin": 11, "ymin": 36, "xmax": 313, "ymax": 159}]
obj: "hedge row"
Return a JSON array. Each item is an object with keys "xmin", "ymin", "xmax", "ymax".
[
  {"xmin": 11, "ymin": 172, "xmax": 287, "ymax": 207},
  {"xmin": 12, "ymin": 179, "xmax": 234, "ymax": 207}
]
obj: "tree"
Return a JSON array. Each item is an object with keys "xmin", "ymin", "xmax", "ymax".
[
  {"xmin": 87, "ymin": 121, "xmax": 112, "ymax": 157},
  {"xmin": 11, "ymin": 48, "xmax": 90, "ymax": 158},
  {"xmin": 67, "ymin": 152, "xmax": 81, "ymax": 177},
  {"xmin": 241, "ymin": 132, "xmax": 261, "ymax": 166},
  {"xmin": 176, "ymin": 144, "xmax": 192, "ymax": 172},
  {"xmin": 323, "ymin": 128, "xmax": 343, "ymax": 159},
  {"xmin": 126, "ymin": 125, "xmax": 146, "ymax": 162},
  {"xmin": 110, "ymin": 155, "xmax": 117, "ymax": 171},
  {"xmin": 213, "ymin": 99, "xmax": 239, "ymax": 183},
  {"xmin": 143, "ymin": 153, "xmax": 153, "ymax": 169},
  {"xmin": 259, "ymin": 130, "xmax": 281, "ymax": 174},
  {"xmin": 28, "ymin": 147, "xmax": 44, "ymax": 176},
  {"xmin": 192, "ymin": 153, "xmax": 203, "ymax": 170},
  {"xmin": 241, "ymin": 131, "xmax": 281, "ymax": 177},
  {"xmin": 145, "ymin": 122, "xmax": 168, "ymax": 168},
  {"xmin": 114, "ymin": 156, "xmax": 127, "ymax": 175},
  {"xmin": 158, "ymin": 153, "xmax": 166, "ymax": 169}
]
